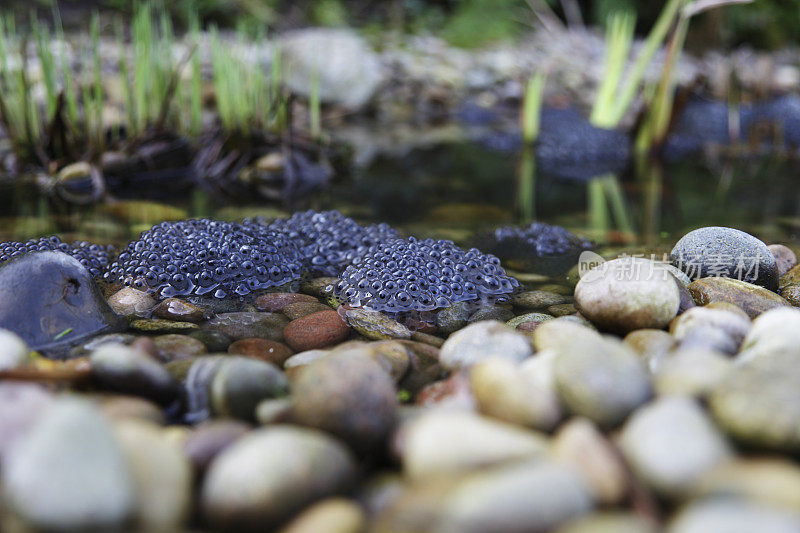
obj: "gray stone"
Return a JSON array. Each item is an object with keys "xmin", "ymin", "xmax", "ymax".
[
  {"xmin": 201, "ymin": 426, "xmax": 356, "ymax": 529},
  {"xmin": 279, "ymin": 29, "xmax": 384, "ymax": 109},
  {"xmin": 2, "ymin": 397, "xmax": 134, "ymax": 530},
  {"xmin": 440, "ymin": 320, "xmax": 532, "ymax": 370},
  {"xmin": 0, "ymin": 383, "xmax": 53, "ymax": 460},
  {"xmin": 203, "ymin": 312, "xmax": 289, "ymax": 341},
  {"xmin": 619, "ymin": 396, "xmax": 733, "ymax": 498},
  {"xmin": 90, "ymin": 343, "xmax": 179, "ymax": 404},
  {"xmin": 670, "ymin": 226, "xmax": 778, "ymax": 290},
  {"xmin": 0, "ymin": 251, "xmax": 125, "ymax": 351},
  {"xmin": 0, "ymin": 328, "xmax": 28, "ymax": 370},
  {"xmin": 668, "ymin": 500, "xmax": 800, "ymax": 533},
  {"xmin": 107, "ymin": 287, "xmax": 156, "ymax": 317}
]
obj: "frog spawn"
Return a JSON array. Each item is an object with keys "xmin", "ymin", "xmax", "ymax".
[
  {"xmin": 0, "ymin": 236, "xmax": 114, "ymax": 277},
  {"xmin": 333, "ymin": 237, "xmax": 519, "ymax": 326},
  {"xmin": 104, "ymin": 219, "xmax": 304, "ymax": 299},
  {"xmin": 262, "ymin": 209, "xmax": 400, "ymax": 276}
]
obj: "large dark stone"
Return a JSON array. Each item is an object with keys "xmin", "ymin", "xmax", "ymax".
[{"xmin": 0, "ymin": 251, "xmax": 125, "ymax": 353}]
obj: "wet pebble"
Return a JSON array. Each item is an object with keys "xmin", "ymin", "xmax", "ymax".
[
  {"xmin": 2, "ymin": 398, "xmax": 134, "ymax": 530},
  {"xmin": 554, "ymin": 336, "xmax": 651, "ymax": 427},
  {"xmin": 547, "ymin": 303, "xmax": 577, "ymax": 316},
  {"xmin": 619, "ymin": 396, "xmax": 733, "ymax": 498},
  {"xmin": 436, "ymin": 301, "xmax": 472, "ymax": 334},
  {"xmin": 440, "ymin": 320, "xmax": 532, "ymax": 370},
  {"xmin": 670, "ymin": 226, "xmax": 778, "ymax": 290},
  {"xmin": 153, "ymin": 333, "xmax": 208, "ymax": 361},
  {"xmin": 398, "ymin": 410, "xmax": 548, "ymax": 481},
  {"xmin": 203, "ymin": 311, "xmax": 289, "ymax": 341},
  {"xmin": 467, "ymin": 305, "xmax": 515, "ymax": 324},
  {"xmin": 255, "ymin": 292, "xmax": 319, "ymax": 312},
  {"xmin": 669, "ymin": 304, "xmax": 750, "ymax": 354},
  {"xmin": 201, "ymin": 426, "xmax": 356, "ymax": 530},
  {"xmin": 506, "ymin": 312, "xmax": 554, "ymax": 331},
  {"xmin": 689, "ymin": 277, "xmax": 789, "ymax": 318},
  {"xmin": 188, "ymin": 329, "xmax": 232, "ymax": 352},
  {"xmin": 282, "ymin": 301, "xmax": 332, "ymax": 320},
  {"xmin": 668, "ymin": 499, "xmax": 800, "ymax": 533},
  {"xmin": 737, "ymin": 307, "xmax": 800, "ymax": 362},
  {"xmin": 769, "ymin": 244, "xmax": 797, "ymax": 277},
  {"xmin": 340, "ymin": 306, "xmax": 411, "ymax": 340},
  {"xmin": 654, "ymin": 348, "xmax": 732, "ymax": 397},
  {"xmin": 90, "ymin": 343, "xmax": 179, "ymax": 404},
  {"xmin": 284, "ymin": 310, "xmax": 351, "ymax": 351},
  {"xmin": 291, "ymin": 351, "xmax": 397, "ymax": 451},
  {"xmin": 130, "ymin": 318, "xmax": 199, "ymax": 333},
  {"xmin": 623, "ymin": 329, "xmax": 676, "ymax": 372},
  {"xmin": 301, "ymin": 277, "xmax": 339, "ymax": 297},
  {"xmin": 107, "ymin": 287, "xmax": 156, "ymax": 317},
  {"xmin": 70, "ymin": 332, "xmax": 137, "ymax": 357},
  {"xmin": 511, "ymin": 289, "xmax": 569, "ymax": 310},
  {"xmin": 574, "ymin": 257, "xmax": 681, "ymax": 333},
  {"xmin": 152, "ymin": 297, "xmax": 209, "ymax": 322},
  {"xmin": 228, "ymin": 338, "xmax": 294, "ymax": 366}
]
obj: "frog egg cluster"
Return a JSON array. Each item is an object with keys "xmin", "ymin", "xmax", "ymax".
[
  {"xmin": 0, "ymin": 236, "xmax": 113, "ymax": 277},
  {"xmin": 333, "ymin": 236, "xmax": 519, "ymax": 314},
  {"xmin": 490, "ymin": 222, "xmax": 593, "ymax": 257},
  {"xmin": 263, "ymin": 210, "xmax": 400, "ymax": 276},
  {"xmin": 104, "ymin": 219, "xmax": 304, "ymax": 299}
]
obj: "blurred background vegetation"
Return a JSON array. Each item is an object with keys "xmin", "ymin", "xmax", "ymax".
[{"xmin": 5, "ymin": 0, "xmax": 798, "ymax": 50}]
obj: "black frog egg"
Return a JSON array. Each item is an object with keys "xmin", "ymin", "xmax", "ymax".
[
  {"xmin": 0, "ymin": 236, "xmax": 113, "ymax": 277},
  {"xmin": 107, "ymin": 218, "xmax": 304, "ymax": 299},
  {"xmin": 333, "ymin": 236, "xmax": 519, "ymax": 314}
]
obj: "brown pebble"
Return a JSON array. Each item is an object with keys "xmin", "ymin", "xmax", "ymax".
[
  {"xmin": 282, "ymin": 301, "xmax": 332, "ymax": 320},
  {"xmin": 228, "ymin": 338, "xmax": 294, "ymax": 366},
  {"xmin": 284, "ymin": 310, "xmax": 351, "ymax": 352},
  {"xmin": 152, "ymin": 298, "xmax": 210, "ymax": 322},
  {"xmin": 254, "ymin": 292, "xmax": 319, "ymax": 312},
  {"xmin": 769, "ymin": 244, "xmax": 798, "ymax": 277}
]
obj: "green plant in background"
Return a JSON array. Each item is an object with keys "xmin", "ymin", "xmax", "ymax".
[{"xmin": 517, "ymin": 71, "xmax": 546, "ymax": 222}]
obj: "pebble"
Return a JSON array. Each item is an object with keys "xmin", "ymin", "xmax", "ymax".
[
  {"xmin": 693, "ymin": 457, "xmax": 800, "ymax": 511},
  {"xmin": 0, "ymin": 328, "xmax": 28, "ymax": 370},
  {"xmin": 467, "ymin": 306, "xmax": 515, "ymax": 324},
  {"xmin": 95, "ymin": 394, "xmax": 165, "ymax": 425},
  {"xmin": 201, "ymin": 426, "xmax": 356, "ymax": 529},
  {"xmin": 574, "ymin": 257, "xmax": 681, "ymax": 333},
  {"xmin": 332, "ymin": 340, "xmax": 411, "ymax": 383},
  {"xmin": 278, "ymin": 498, "xmax": 366, "ymax": 533},
  {"xmin": 183, "ymin": 419, "xmax": 252, "ymax": 471},
  {"xmin": 439, "ymin": 320, "xmax": 532, "ymax": 370},
  {"xmin": 203, "ymin": 311, "xmax": 290, "ymax": 341},
  {"xmin": 688, "ymin": 277, "xmax": 789, "ymax": 318},
  {"xmin": 0, "ymin": 383, "xmax": 53, "ymax": 460},
  {"xmin": 90, "ymin": 343, "xmax": 179, "ymax": 404},
  {"xmin": 130, "ymin": 318, "xmax": 199, "ymax": 333},
  {"xmin": 670, "ymin": 226, "xmax": 778, "ymax": 290},
  {"xmin": 301, "ymin": 277, "xmax": 339, "ymax": 297},
  {"xmin": 69, "ymin": 333, "xmax": 137, "ymax": 357},
  {"xmin": 291, "ymin": 351, "xmax": 398, "ymax": 451},
  {"xmin": 438, "ymin": 461, "xmax": 594, "ymax": 533},
  {"xmin": 710, "ymin": 353, "xmax": 800, "ymax": 452},
  {"xmin": 107, "ymin": 287, "xmax": 156, "ymax": 317},
  {"xmin": 511, "ymin": 290, "xmax": 569, "ymax": 310},
  {"xmin": 2, "ymin": 398, "xmax": 134, "ymax": 530},
  {"xmin": 182, "ymin": 356, "xmax": 289, "ymax": 422},
  {"xmin": 668, "ymin": 499, "xmax": 800, "ymax": 533},
  {"xmin": 531, "ymin": 318, "xmax": 601, "ymax": 352},
  {"xmin": 623, "ymin": 329, "xmax": 676, "ymax": 372},
  {"xmin": 282, "ymin": 301, "xmax": 332, "ymax": 320},
  {"xmin": 547, "ymin": 303, "xmax": 578, "ymax": 316},
  {"xmin": 769, "ymin": 244, "xmax": 797, "ymax": 277},
  {"xmin": 396, "ymin": 340, "xmax": 444, "ymax": 393},
  {"xmin": 552, "ymin": 418, "xmax": 628, "ymax": 505},
  {"xmin": 113, "ymin": 420, "xmax": 192, "ymax": 530},
  {"xmin": 415, "ymin": 372, "xmax": 476, "ymax": 410},
  {"xmin": 654, "ymin": 348, "xmax": 732, "ymax": 397},
  {"xmin": 780, "ymin": 263, "xmax": 800, "ymax": 288},
  {"xmin": 557, "ymin": 512, "xmax": 658, "ymax": 533},
  {"xmin": 669, "ymin": 304, "xmax": 751, "ymax": 354},
  {"xmin": 188, "ymin": 329, "xmax": 232, "ymax": 352},
  {"xmin": 152, "ymin": 298, "xmax": 209, "ymax": 322},
  {"xmin": 619, "ymin": 396, "xmax": 733, "ymax": 498},
  {"xmin": 470, "ymin": 355, "xmax": 562, "ymax": 431},
  {"xmin": 255, "ymin": 397, "xmax": 293, "ymax": 425},
  {"xmin": 340, "ymin": 306, "xmax": 411, "ymax": 340},
  {"xmin": 780, "ymin": 283, "xmax": 800, "ymax": 306},
  {"xmin": 399, "ymin": 410, "xmax": 548, "ymax": 481},
  {"xmin": 554, "ymin": 336, "xmax": 652, "ymax": 427},
  {"xmin": 229, "ymin": 338, "xmax": 294, "ymax": 366},
  {"xmin": 737, "ymin": 307, "xmax": 800, "ymax": 362},
  {"xmin": 255, "ymin": 292, "xmax": 319, "ymax": 312},
  {"xmin": 284, "ymin": 310, "xmax": 351, "ymax": 351},
  {"xmin": 153, "ymin": 333, "xmax": 208, "ymax": 361},
  {"xmin": 436, "ymin": 301, "xmax": 472, "ymax": 334},
  {"xmin": 506, "ymin": 312, "xmax": 555, "ymax": 330}
]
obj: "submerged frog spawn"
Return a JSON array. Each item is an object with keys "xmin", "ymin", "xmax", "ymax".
[
  {"xmin": 263, "ymin": 209, "xmax": 400, "ymax": 276},
  {"xmin": 105, "ymin": 219, "xmax": 304, "ymax": 298},
  {"xmin": 333, "ymin": 236, "xmax": 519, "ymax": 319},
  {"xmin": 0, "ymin": 236, "xmax": 114, "ymax": 277}
]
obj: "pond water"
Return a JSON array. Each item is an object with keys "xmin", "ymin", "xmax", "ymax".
[{"xmin": 2, "ymin": 141, "xmax": 800, "ymax": 253}]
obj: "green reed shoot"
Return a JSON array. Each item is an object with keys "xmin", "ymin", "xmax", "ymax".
[
  {"xmin": 521, "ymin": 71, "xmax": 546, "ymax": 144},
  {"xmin": 591, "ymin": 10, "xmax": 635, "ymax": 128}
]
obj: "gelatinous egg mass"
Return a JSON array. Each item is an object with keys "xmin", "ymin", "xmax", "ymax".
[
  {"xmin": 333, "ymin": 236, "xmax": 519, "ymax": 313},
  {"xmin": 0, "ymin": 236, "xmax": 114, "ymax": 277},
  {"xmin": 263, "ymin": 210, "xmax": 400, "ymax": 277},
  {"xmin": 105, "ymin": 219, "xmax": 304, "ymax": 299}
]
